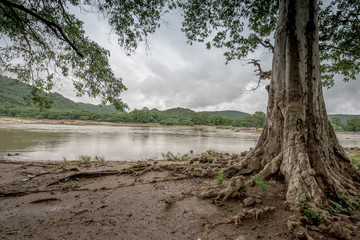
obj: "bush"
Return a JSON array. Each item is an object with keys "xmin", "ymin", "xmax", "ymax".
[
  {"xmin": 300, "ymin": 200, "xmax": 322, "ymax": 225},
  {"xmin": 214, "ymin": 171, "xmax": 228, "ymax": 186},
  {"xmin": 251, "ymin": 173, "xmax": 270, "ymax": 192}
]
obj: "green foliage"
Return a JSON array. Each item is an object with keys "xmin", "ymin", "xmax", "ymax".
[
  {"xmin": 2, "ymin": 77, "xmax": 359, "ymax": 131},
  {"xmin": 162, "ymin": 107, "xmax": 196, "ymax": 117},
  {"xmin": 329, "ymin": 190, "xmax": 360, "ymax": 216},
  {"xmin": 203, "ymin": 149, "xmax": 216, "ymax": 158},
  {"xmin": 216, "ymin": 125, "xmax": 232, "ymax": 129},
  {"xmin": 1, "ymin": 0, "xmax": 358, "ymax": 111},
  {"xmin": 214, "ymin": 171, "xmax": 228, "ymax": 186},
  {"xmin": 178, "ymin": 0, "xmax": 359, "ymax": 86},
  {"xmin": 0, "ymin": 77, "xmax": 118, "ymax": 113},
  {"xmin": 161, "ymin": 197, "xmax": 176, "ymax": 206},
  {"xmin": 161, "ymin": 151, "xmax": 178, "ymax": 160},
  {"xmin": 328, "ymin": 114, "xmax": 360, "ymax": 124},
  {"xmin": 60, "ymin": 159, "xmax": 82, "ymax": 167},
  {"xmin": 330, "ymin": 116, "xmax": 344, "ymax": 131},
  {"xmin": 201, "ymin": 110, "xmax": 248, "ymax": 120},
  {"xmin": 223, "ymin": 204, "xmax": 233, "ymax": 212},
  {"xmin": 300, "ymin": 200, "xmax": 323, "ymax": 225},
  {"xmin": 126, "ymin": 161, "xmax": 147, "ymax": 172},
  {"xmin": 344, "ymin": 117, "xmax": 360, "ymax": 132},
  {"xmin": 185, "ymin": 164, "xmax": 202, "ymax": 169},
  {"xmin": 161, "ymin": 152, "xmax": 189, "ymax": 161},
  {"xmin": 350, "ymin": 154, "xmax": 360, "ymax": 170},
  {"xmin": 94, "ymin": 156, "xmax": 105, "ymax": 164},
  {"xmin": 0, "ymin": 1, "xmax": 127, "ymax": 110},
  {"xmin": 319, "ymin": 1, "xmax": 360, "ymax": 87},
  {"xmin": 180, "ymin": 153, "xmax": 190, "ymax": 161},
  {"xmin": 251, "ymin": 173, "xmax": 270, "ymax": 192},
  {"xmin": 78, "ymin": 155, "xmax": 91, "ymax": 164}
]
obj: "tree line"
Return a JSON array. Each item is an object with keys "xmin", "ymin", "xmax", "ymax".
[
  {"xmin": 2, "ymin": 104, "xmax": 359, "ymax": 132},
  {"xmin": 330, "ymin": 116, "xmax": 360, "ymax": 132},
  {"xmin": 0, "ymin": 104, "xmax": 266, "ymax": 128}
]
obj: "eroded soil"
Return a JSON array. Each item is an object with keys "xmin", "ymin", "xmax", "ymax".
[
  {"xmin": 1, "ymin": 145, "xmax": 359, "ymax": 240},
  {"xmin": 0, "ymin": 159, "xmax": 293, "ymax": 240}
]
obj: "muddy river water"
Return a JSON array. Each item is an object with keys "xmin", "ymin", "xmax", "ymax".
[{"xmin": 0, "ymin": 123, "xmax": 359, "ymax": 161}]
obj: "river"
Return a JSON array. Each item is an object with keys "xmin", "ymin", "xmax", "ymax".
[{"xmin": 0, "ymin": 123, "xmax": 359, "ymax": 162}]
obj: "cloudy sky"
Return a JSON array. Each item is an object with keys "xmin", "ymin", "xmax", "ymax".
[{"xmin": 59, "ymin": 9, "xmax": 359, "ymax": 114}]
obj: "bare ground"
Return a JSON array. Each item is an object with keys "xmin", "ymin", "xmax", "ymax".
[{"xmin": 0, "ymin": 158, "xmax": 298, "ymax": 240}]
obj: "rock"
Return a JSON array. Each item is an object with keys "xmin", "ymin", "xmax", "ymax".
[
  {"xmin": 7, "ymin": 153, "xmax": 20, "ymax": 156},
  {"xmin": 243, "ymin": 197, "xmax": 255, "ymax": 207},
  {"xmin": 201, "ymin": 164, "xmax": 209, "ymax": 169},
  {"xmin": 235, "ymin": 235, "xmax": 246, "ymax": 240}
]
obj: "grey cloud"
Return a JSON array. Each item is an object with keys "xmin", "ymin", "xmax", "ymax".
[{"xmin": 58, "ymin": 9, "xmax": 358, "ymax": 115}]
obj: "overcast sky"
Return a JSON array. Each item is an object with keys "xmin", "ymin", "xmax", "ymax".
[{"xmin": 58, "ymin": 9, "xmax": 359, "ymax": 114}]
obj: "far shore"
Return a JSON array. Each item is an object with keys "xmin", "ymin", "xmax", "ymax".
[
  {"xmin": 0, "ymin": 116, "xmax": 259, "ymax": 131},
  {"xmin": 0, "ymin": 117, "xmax": 358, "ymax": 135}
]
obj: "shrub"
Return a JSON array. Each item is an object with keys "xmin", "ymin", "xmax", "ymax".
[
  {"xmin": 78, "ymin": 155, "xmax": 91, "ymax": 164},
  {"xmin": 214, "ymin": 171, "xmax": 228, "ymax": 186},
  {"xmin": 251, "ymin": 173, "xmax": 270, "ymax": 192},
  {"xmin": 162, "ymin": 197, "xmax": 176, "ymax": 206},
  {"xmin": 300, "ymin": 200, "xmax": 322, "ymax": 225}
]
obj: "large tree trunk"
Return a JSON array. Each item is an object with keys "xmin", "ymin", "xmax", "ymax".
[
  {"xmin": 233, "ymin": 0, "xmax": 360, "ymax": 208},
  {"xmin": 198, "ymin": 0, "xmax": 360, "ymax": 238}
]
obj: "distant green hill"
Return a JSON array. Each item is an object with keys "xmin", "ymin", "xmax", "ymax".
[
  {"xmin": 162, "ymin": 107, "xmax": 196, "ymax": 117},
  {"xmin": 0, "ymin": 76, "xmax": 34, "ymax": 106},
  {"xmin": 0, "ymin": 76, "xmax": 117, "ymax": 113},
  {"xmin": 150, "ymin": 107, "xmax": 249, "ymax": 120},
  {"xmin": 201, "ymin": 110, "xmax": 248, "ymax": 120}
]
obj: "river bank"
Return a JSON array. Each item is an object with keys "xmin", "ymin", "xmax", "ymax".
[{"xmin": 0, "ymin": 116, "xmax": 259, "ymax": 132}]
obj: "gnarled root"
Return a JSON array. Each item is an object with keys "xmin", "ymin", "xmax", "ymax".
[
  {"xmin": 199, "ymin": 176, "xmax": 246, "ymax": 201},
  {"xmin": 287, "ymin": 213, "xmax": 360, "ymax": 240},
  {"xmin": 202, "ymin": 206, "xmax": 276, "ymax": 240}
]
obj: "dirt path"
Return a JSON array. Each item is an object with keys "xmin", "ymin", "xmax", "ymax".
[{"xmin": 0, "ymin": 159, "xmax": 295, "ymax": 240}]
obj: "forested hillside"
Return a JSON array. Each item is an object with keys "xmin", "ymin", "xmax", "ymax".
[
  {"xmin": 0, "ymin": 76, "xmax": 116, "ymax": 113},
  {"xmin": 1, "ymin": 76, "xmax": 359, "ymax": 131},
  {"xmin": 200, "ymin": 110, "xmax": 247, "ymax": 120}
]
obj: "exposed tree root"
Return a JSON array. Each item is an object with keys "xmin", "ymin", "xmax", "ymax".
[
  {"xmin": 199, "ymin": 176, "xmax": 246, "ymax": 201},
  {"xmin": 202, "ymin": 206, "xmax": 276, "ymax": 240},
  {"xmin": 287, "ymin": 209, "xmax": 360, "ymax": 240},
  {"xmin": 47, "ymin": 170, "xmax": 122, "ymax": 186},
  {"xmin": 168, "ymin": 146, "xmax": 360, "ymax": 240}
]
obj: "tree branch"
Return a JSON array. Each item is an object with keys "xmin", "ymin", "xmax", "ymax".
[
  {"xmin": 248, "ymin": 59, "xmax": 271, "ymax": 80},
  {"xmin": 255, "ymin": 36, "xmax": 274, "ymax": 52},
  {"xmin": 0, "ymin": 0, "xmax": 84, "ymax": 57}
]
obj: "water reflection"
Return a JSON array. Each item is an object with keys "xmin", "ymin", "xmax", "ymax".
[{"xmin": 0, "ymin": 123, "xmax": 359, "ymax": 162}]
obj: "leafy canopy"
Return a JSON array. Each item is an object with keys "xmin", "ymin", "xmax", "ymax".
[
  {"xmin": 0, "ymin": 0, "xmax": 359, "ymax": 108},
  {"xmin": 0, "ymin": 0, "xmax": 127, "ymax": 110}
]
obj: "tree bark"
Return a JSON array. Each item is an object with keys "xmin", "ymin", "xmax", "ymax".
[{"xmin": 233, "ymin": 0, "xmax": 360, "ymax": 208}]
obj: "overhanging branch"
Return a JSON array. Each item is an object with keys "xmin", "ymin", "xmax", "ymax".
[{"xmin": 0, "ymin": 0, "xmax": 84, "ymax": 57}]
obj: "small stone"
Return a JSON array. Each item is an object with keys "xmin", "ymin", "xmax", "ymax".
[
  {"xmin": 7, "ymin": 153, "xmax": 20, "ymax": 156},
  {"xmin": 235, "ymin": 235, "xmax": 246, "ymax": 240},
  {"xmin": 201, "ymin": 164, "xmax": 209, "ymax": 169},
  {"xmin": 243, "ymin": 197, "xmax": 255, "ymax": 207}
]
